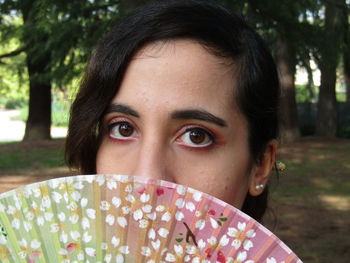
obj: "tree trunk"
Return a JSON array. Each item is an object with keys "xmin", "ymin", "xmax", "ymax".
[
  {"xmin": 303, "ymin": 58, "xmax": 316, "ymax": 103},
  {"xmin": 23, "ymin": 52, "xmax": 52, "ymax": 141},
  {"xmin": 22, "ymin": 1, "xmax": 52, "ymax": 141},
  {"xmin": 275, "ymin": 31, "xmax": 300, "ymax": 143},
  {"xmin": 343, "ymin": 4, "xmax": 350, "ymax": 104},
  {"xmin": 315, "ymin": 0, "xmax": 345, "ymax": 137}
]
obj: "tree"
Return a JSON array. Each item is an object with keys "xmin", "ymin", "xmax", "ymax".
[
  {"xmin": 21, "ymin": 0, "xmax": 52, "ymax": 140},
  {"xmin": 0, "ymin": 0, "xmax": 120, "ymax": 140},
  {"xmin": 343, "ymin": 2, "xmax": 350, "ymax": 104},
  {"xmin": 247, "ymin": 0, "xmax": 307, "ymax": 143},
  {"xmin": 315, "ymin": 0, "xmax": 346, "ymax": 136}
]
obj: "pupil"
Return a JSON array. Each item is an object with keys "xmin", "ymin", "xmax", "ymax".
[
  {"xmin": 189, "ymin": 129, "xmax": 205, "ymax": 144},
  {"xmin": 119, "ymin": 123, "xmax": 133, "ymax": 137}
]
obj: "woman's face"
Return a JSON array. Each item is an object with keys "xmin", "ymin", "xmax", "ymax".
[{"xmin": 96, "ymin": 40, "xmax": 265, "ymax": 209}]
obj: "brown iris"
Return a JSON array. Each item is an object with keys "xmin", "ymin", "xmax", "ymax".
[
  {"xmin": 118, "ymin": 123, "xmax": 134, "ymax": 137},
  {"xmin": 189, "ymin": 129, "xmax": 206, "ymax": 144}
]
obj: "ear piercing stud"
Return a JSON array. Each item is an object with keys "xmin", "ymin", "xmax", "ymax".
[{"xmin": 255, "ymin": 184, "xmax": 264, "ymax": 190}]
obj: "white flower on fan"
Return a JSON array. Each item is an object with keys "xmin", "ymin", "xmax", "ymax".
[
  {"xmin": 71, "ymin": 191, "xmax": 81, "ymax": 202},
  {"xmin": 140, "ymin": 192, "xmax": 150, "ymax": 203},
  {"xmin": 197, "ymin": 239, "xmax": 206, "ymax": 250},
  {"xmin": 6, "ymin": 205, "xmax": 16, "ymax": 215},
  {"xmin": 36, "ymin": 215, "xmax": 45, "ymax": 226},
  {"xmin": 58, "ymin": 212, "xmax": 66, "ymax": 221},
  {"xmin": 106, "ymin": 214, "xmax": 115, "ymax": 226},
  {"xmin": 81, "ymin": 217, "xmax": 90, "ymax": 230},
  {"xmin": 86, "ymin": 208, "xmax": 96, "ymax": 219},
  {"xmin": 151, "ymin": 239, "xmax": 161, "ymax": 250},
  {"xmin": 51, "ymin": 191, "xmax": 62, "ymax": 203},
  {"xmin": 106, "ymin": 177, "xmax": 117, "ymax": 190},
  {"xmin": 158, "ymin": 228, "xmax": 169, "ymax": 238},
  {"xmin": 117, "ymin": 216, "xmax": 128, "ymax": 228},
  {"xmin": 82, "ymin": 231, "xmax": 92, "ymax": 243},
  {"xmin": 67, "ymin": 201, "xmax": 78, "ymax": 211},
  {"xmin": 192, "ymin": 191, "xmax": 202, "ymax": 202},
  {"xmin": 110, "ymin": 236, "xmax": 130, "ymax": 262},
  {"xmin": 70, "ymin": 230, "xmax": 81, "ymax": 241},
  {"xmin": 125, "ymin": 184, "xmax": 133, "ymax": 193},
  {"xmin": 18, "ymin": 239, "xmax": 41, "ymax": 253},
  {"xmin": 11, "ymin": 218, "xmax": 20, "ymax": 230},
  {"xmin": 133, "ymin": 209, "xmax": 143, "ymax": 221},
  {"xmin": 266, "ymin": 258, "xmax": 285, "ymax": 263},
  {"xmin": 185, "ymin": 245, "xmax": 197, "ymax": 255},
  {"xmin": 122, "ymin": 206, "xmax": 131, "ymax": 215},
  {"xmin": 174, "ymin": 244, "xmax": 183, "ymax": 256},
  {"xmin": 175, "ymin": 211, "xmax": 185, "ymax": 221},
  {"xmin": 141, "ymin": 246, "xmax": 152, "ymax": 257},
  {"xmin": 69, "ymin": 214, "xmax": 79, "ymax": 224},
  {"xmin": 96, "ymin": 175, "xmax": 106, "ymax": 186},
  {"xmin": 156, "ymin": 205, "xmax": 165, "ymax": 212},
  {"xmin": 228, "ymin": 251, "xmax": 254, "ymax": 263},
  {"xmin": 41, "ymin": 195, "xmax": 51, "ymax": 208},
  {"xmin": 219, "ymin": 234, "xmax": 230, "ymax": 246},
  {"xmin": 161, "ymin": 211, "xmax": 171, "ymax": 222},
  {"xmin": 165, "ymin": 252, "xmax": 176, "ymax": 262},
  {"xmin": 104, "ymin": 253, "xmax": 112, "ymax": 263},
  {"xmin": 80, "ymin": 197, "xmax": 88, "ymax": 207},
  {"xmin": 207, "ymin": 236, "xmax": 217, "ymax": 246},
  {"xmin": 50, "ymin": 223, "xmax": 59, "ymax": 232},
  {"xmin": 0, "ymin": 203, "xmax": 4, "ymax": 212},
  {"xmin": 85, "ymin": 247, "xmax": 96, "ymax": 257},
  {"xmin": 100, "ymin": 200, "xmax": 111, "ymax": 211},
  {"xmin": 60, "ymin": 232, "xmax": 68, "ymax": 243},
  {"xmin": 73, "ymin": 181, "xmax": 84, "ymax": 190},
  {"xmin": 23, "ymin": 221, "xmax": 32, "ymax": 232},
  {"xmin": 125, "ymin": 194, "xmax": 136, "ymax": 203},
  {"xmin": 139, "ymin": 219, "xmax": 149, "ymax": 228},
  {"xmin": 176, "ymin": 185, "xmax": 187, "ymax": 195},
  {"xmin": 227, "ymin": 222, "xmax": 256, "ymax": 250},
  {"xmin": 195, "ymin": 219, "xmax": 205, "ymax": 230},
  {"xmin": 112, "ymin": 197, "xmax": 121, "ymax": 208},
  {"xmin": 175, "ymin": 198, "xmax": 196, "ymax": 212},
  {"xmin": 25, "ymin": 211, "xmax": 34, "ymax": 221}
]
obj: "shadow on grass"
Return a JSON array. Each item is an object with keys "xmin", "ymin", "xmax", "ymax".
[
  {"xmin": 265, "ymin": 137, "xmax": 350, "ymax": 263},
  {"xmin": 0, "ymin": 139, "xmax": 66, "ymax": 173}
]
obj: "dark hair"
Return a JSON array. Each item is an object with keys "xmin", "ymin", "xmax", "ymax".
[{"xmin": 65, "ymin": 0, "xmax": 280, "ymax": 222}]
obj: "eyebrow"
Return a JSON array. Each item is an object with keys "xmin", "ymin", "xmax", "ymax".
[
  {"xmin": 105, "ymin": 103, "xmax": 140, "ymax": 118},
  {"xmin": 171, "ymin": 109, "xmax": 227, "ymax": 127},
  {"xmin": 105, "ymin": 103, "xmax": 227, "ymax": 127}
]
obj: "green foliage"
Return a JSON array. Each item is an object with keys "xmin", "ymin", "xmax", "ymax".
[
  {"xmin": 296, "ymin": 84, "xmax": 312, "ymax": 103},
  {"xmin": 12, "ymin": 99, "xmax": 70, "ymax": 127}
]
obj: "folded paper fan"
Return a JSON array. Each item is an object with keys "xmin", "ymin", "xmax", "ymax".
[{"xmin": 0, "ymin": 174, "xmax": 302, "ymax": 262}]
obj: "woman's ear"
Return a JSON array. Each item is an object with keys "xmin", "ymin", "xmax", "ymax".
[{"xmin": 248, "ymin": 139, "xmax": 278, "ymax": 196}]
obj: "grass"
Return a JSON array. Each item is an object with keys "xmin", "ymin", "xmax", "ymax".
[
  {"xmin": 264, "ymin": 138, "xmax": 350, "ymax": 263},
  {"xmin": 0, "ymin": 140, "xmax": 66, "ymax": 172}
]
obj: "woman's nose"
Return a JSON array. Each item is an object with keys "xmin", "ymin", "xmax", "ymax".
[{"xmin": 130, "ymin": 137, "xmax": 174, "ymax": 182}]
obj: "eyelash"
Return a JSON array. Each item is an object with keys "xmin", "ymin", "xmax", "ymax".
[{"xmin": 106, "ymin": 118, "xmax": 217, "ymax": 149}]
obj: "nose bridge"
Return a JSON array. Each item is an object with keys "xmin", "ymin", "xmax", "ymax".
[{"xmin": 132, "ymin": 133, "xmax": 169, "ymax": 181}]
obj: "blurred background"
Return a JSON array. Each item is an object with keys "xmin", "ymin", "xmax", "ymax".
[{"xmin": 0, "ymin": 0, "xmax": 349, "ymax": 262}]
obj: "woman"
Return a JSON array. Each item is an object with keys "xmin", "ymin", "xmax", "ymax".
[{"xmin": 65, "ymin": 0, "xmax": 280, "ymax": 223}]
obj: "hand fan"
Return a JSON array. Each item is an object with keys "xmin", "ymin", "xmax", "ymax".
[{"xmin": 0, "ymin": 174, "xmax": 302, "ymax": 263}]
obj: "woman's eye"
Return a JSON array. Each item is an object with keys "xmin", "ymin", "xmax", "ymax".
[
  {"xmin": 108, "ymin": 122, "xmax": 136, "ymax": 139},
  {"xmin": 178, "ymin": 128, "xmax": 214, "ymax": 147}
]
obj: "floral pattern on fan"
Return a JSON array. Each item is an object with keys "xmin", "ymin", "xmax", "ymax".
[{"xmin": 0, "ymin": 174, "xmax": 302, "ymax": 263}]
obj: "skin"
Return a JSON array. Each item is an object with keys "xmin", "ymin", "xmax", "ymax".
[{"xmin": 96, "ymin": 39, "xmax": 277, "ymax": 209}]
